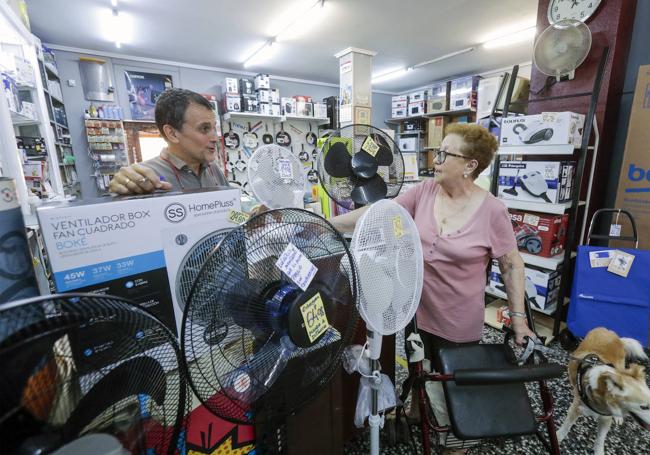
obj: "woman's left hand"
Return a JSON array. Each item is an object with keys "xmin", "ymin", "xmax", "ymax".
[{"xmin": 512, "ymin": 319, "xmax": 537, "ymax": 346}]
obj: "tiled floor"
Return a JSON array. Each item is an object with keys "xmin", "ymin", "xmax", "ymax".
[{"xmin": 343, "ymin": 325, "xmax": 650, "ymax": 454}]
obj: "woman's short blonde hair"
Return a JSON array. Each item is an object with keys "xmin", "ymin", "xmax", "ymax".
[{"xmin": 445, "ymin": 123, "xmax": 498, "ymax": 178}]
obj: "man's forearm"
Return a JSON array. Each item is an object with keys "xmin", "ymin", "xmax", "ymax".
[{"xmin": 329, "ymin": 206, "xmax": 369, "ymax": 233}]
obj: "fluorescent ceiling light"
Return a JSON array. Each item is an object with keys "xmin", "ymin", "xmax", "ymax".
[
  {"xmin": 372, "ymin": 67, "xmax": 411, "ymax": 85},
  {"xmin": 115, "ymin": 41, "xmax": 121, "ymax": 48},
  {"xmin": 482, "ymin": 26, "xmax": 536, "ymax": 49},
  {"xmin": 413, "ymin": 47, "xmax": 475, "ymax": 69},
  {"xmin": 276, "ymin": 0, "xmax": 329, "ymax": 42},
  {"xmin": 99, "ymin": 7, "xmax": 133, "ymax": 45},
  {"xmin": 111, "ymin": 0, "xmax": 118, "ymax": 7},
  {"xmin": 243, "ymin": 40, "xmax": 277, "ymax": 68}
]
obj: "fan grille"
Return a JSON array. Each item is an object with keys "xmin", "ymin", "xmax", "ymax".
[
  {"xmin": 248, "ymin": 144, "xmax": 306, "ymax": 209},
  {"xmin": 351, "ymin": 200, "xmax": 423, "ymax": 335},
  {"xmin": 182, "ymin": 208, "xmax": 358, "ymax": 424},
  {"xmin": 317, "ymin": 124, "xmax": 404, "ymax": 207},
  {"xmin": 533, "ymin": 19, "xmax": 592, "ymax": 77},
  {"xmin": 0, "ymin": 294, "xmax": 188, "ymax": 455}
]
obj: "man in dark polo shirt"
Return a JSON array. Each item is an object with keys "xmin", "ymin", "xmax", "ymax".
[{"xmin": 109, "ymin": 88, "xmax": 229, "ymax": 194}]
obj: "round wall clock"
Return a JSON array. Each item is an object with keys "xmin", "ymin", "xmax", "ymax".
[{"xmin": 548, "ymin": 0, "xmax": 603, "ymax": 24}]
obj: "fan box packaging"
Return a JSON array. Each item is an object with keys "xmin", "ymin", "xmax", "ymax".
[
  {"xmin": 497, "ymin": 161, "xmax": 575, "ymax": 204},
  {"xmin": 487, "ymin": 259, "xmax": 562, "ymax": 312},
  {"xmin": 508, "ymin": 209, "xmax": 569, "ymax": 258},
  {"xmin": 450, "ymin": 76, "xmax": 480, "ymax": 111},
  {"xmin": 427, "ymin": 116, "xmax": 448, "ymax": 149},
  {"xmin": 500, "ymin": 112, "xmax": 585, "ymax": 148},
  {"xmin": 427, "ymin": 82, "xmax": 448, "ymax": 113},
  {"xmin": 37, "ymin": 188, "xmax": 241, "ymax": 341}
]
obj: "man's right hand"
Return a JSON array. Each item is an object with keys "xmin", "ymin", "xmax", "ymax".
[{"xmin": 108, "ymin": 164, "xmax": 172, "ymax": 195}]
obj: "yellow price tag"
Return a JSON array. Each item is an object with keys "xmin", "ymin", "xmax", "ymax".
[
  {"xmin": 228, "ymin": 209, "xmax": 250, "ymax": 225},
  {"xmin": 361, "ymin": 136, "xmax": 380, "ymax": 157},
  {"xmin": 393, "ymin": 215, "xmax": 404, "ymax": 239},
  {"xmin": 300, "ymin": 292, "xmax": 329, "ymax": 343}
]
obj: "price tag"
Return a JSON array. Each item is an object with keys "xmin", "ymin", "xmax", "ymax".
[
  {"xmin": 523, "ymin": 213, "xmax": 540, "ymax": 226},
  {"xmin": 609, "ymin": 224, "xmax": 622, "ymax": 237},
  {"xmin": 393, "ymin": 215, "xmax": 404, "ymax": 238},
  {"xmin": 228, "ymin": 209, "xmax": 250, "ymax": 225},
  {"xmin": 589, "ymin": 250, "xmax": 614, "ymax": 268},
  {"xmin": 275, "ymin": 243, "xmax": 318, "ymax": 291},
  {"xmin": 361, "ymin": 136, "xmax": 380, "ymax": 157},
  {"xmin": 278, "ymin": 159, "xmax": 294, "ymax": 180},
  {"xmin": 300, "ymin": 292, "xmax": 330, "ymax": 343}
]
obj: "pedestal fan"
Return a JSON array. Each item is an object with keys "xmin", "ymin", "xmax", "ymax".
[
  {"xmin": 247, "ymin": 144, "xmax": 306, "ymax": 209},
  {"xmin": 0, "ymin": 293, "xmax": 188, "ymax": 455}
]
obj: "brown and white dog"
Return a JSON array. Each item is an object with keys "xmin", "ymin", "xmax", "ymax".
[{"xmin": 558, "ymin": 327, "xmax": 650, "ymax": 455}]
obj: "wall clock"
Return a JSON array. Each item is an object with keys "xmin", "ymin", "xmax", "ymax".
[{"xmin": 547, "ymin": 0, "xmax": 603, "ymax": 24}]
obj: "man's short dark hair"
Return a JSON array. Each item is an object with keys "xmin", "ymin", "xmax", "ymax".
[{"xmin": 155, "ymin": 88, "xmax": 213, "ymax": 140}]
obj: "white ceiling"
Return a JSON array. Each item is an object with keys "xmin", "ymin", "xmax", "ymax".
[{"xmin": 25, "ymin": 0, "xmax": 539, "ymax": 92}]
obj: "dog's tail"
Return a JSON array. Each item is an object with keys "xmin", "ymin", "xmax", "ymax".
[{"xmin": 622, "ymin": 337, "xmax": 649, "ymax": 361}]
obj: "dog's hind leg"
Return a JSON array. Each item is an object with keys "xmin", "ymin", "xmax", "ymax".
[
  {"xmin": 593, "ymin": 416, "xmax": 613, "ymax": 455},
  {"xmin": 557, "ymin": 398, "xmax": 581, "ymax": 443}
]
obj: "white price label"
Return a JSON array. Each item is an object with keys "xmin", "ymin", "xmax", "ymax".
[
  {"xmin": 523, "ymin": 213, "xmax": 540, "ymax": 226},
  {"xmin": 275, "ymin": 243, "xmax": 318, "ymax": 291},
  {"xmin": 278, "ymin": 159, "xmax": 294, "ymax": 180},
  {"xmin": 609, "ymin": 224, "xmax": 622, "ymax": 237}
]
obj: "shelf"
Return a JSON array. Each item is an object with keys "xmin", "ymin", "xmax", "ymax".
[
  {"xmin": 56, "ymin": 142, "xmax": 72, "ymax": 148},
  {"xmin": 50, "ymin": 120, "xmax": 69, "ymax": 129},
  {"xmin": 44, "ymin": 63, "xmax": 59, "ymax": 78},
  {"xmin": 520, "ymin": 251, "xmax": 576, "ymax": 270},
  {"xmin": 497, "ymin": 144, "xmax": 576, "ymax": 156},
  {"xmin": 501, "ymin": 199, "xmax": 573, "ymax": 215},
  {"xmin": 11, "ymin": 110, "xmax": 40, "ymax": 126},
  {"xmin": 16, "ymin": 82, "xmax": 35, "ymax": 90},
  {"xmin": 398, "ymin": 130, "xmax": 424, "ymax": 135},
  {"xmin": 223, "ymin": 112, "xmax": 283, "ymax": 121},
  {"xmin": 386, "ymin": 109, "xmax": 476, "ymax": 124},
  {"xmin": 484, "ymin": 299, "xmax": 562, "ymax": 345},
  {"xmin": 283, "ymin": 115, "xmax": 330, "ymax": 126},
  {"xmin": 50, "ymin": 93, "xmax": 64, "ymax": 104}
]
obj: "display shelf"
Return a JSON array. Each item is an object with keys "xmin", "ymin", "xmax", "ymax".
[
  {"xmin": 44, "ymin": 62, "xmax": 59, "ymax": 78},
  {"xmin": 50, "ymin": 119, "xmax": 68, "ymax": 129},
  {"xmin": 223, "ymin": 112, "xmax": 283, "ymax": 121},
  {"xmin": 283, "ymin": 115, "xmax": 330, "ymax": 126},
  {"xmin": 500, "ymin": 199, "xmax": 576, "ymax": 215},
  {"xmin": 497, "ymin": 144, "xmax": 575, "ymax": 155},
  {"xmin": 11, "ymin": 110, "xmax": 40, "ymax": 126},
  {"xmin": 520, "ymin": 252, "xmax": 566, "ymax": 270},
  {"xmin": 398, "ymin": 130, "xmax": 424, "ymax": 135},
  {"xmin": 386, "ymin": 108, "xmax": 476, "ymax": 124},
  {"xmin": 484, "ymin": 299, "xmax": 561, "ymax": 345},
  {"xmin": 55, "ymin": 142, "xmax": 72, "ymax": 148},
  {"xmin": 50, "ymin": 93, "xmax": 64, "ymax": 104},
  {"xmin": 485, "ymin": 287, "xmax": 558, "ymax": 316}
]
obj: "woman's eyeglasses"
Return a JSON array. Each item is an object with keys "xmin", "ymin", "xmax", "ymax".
[{"xmin": 435, "ymin": 149, "xmax": 471, "ymax": 164}]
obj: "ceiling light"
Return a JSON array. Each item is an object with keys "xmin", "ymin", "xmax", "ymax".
[
  {"xmin": 115, "ymin": 41, "xmax": 121, "ymax": 48},
  {"xmin": 482, "ymin": 26, "xmax": 536, "ymax": 49},
  {"xmin": 99, "ymin": 7, "xmax": 133, "ymax": 44},
  {"xmin": 276, "ymin": 0, "xmax": 329, "ymax": 42},
  {"xmin": 412, "ymin": 47, "xmax": 475, "ymax": 69},
  {"xmin": 243, "ymin": 40, "xmax": 277, "ymax": 68},
  {"xmin": 372, "ymin": 67, "xmax": 412, "ymax": 85},
  {"xmin": 111, "ymin": 0, "xmax": 118, "ymax": 7}
]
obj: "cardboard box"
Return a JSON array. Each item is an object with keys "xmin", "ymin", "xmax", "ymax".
[
  {"xmin": 403, "ymin": 153, "xmax": 419, "ymax": 180},
  {"xmin": 271, "ymin": 88, "xmax": 280, "ymax": 103},
  {"xmin": 500, "ymin": 112, "xmax": 585, "ymax": 148},
  {"xmin": 314, "ymin": 102, "xmax": 327, "ymax": 118},
  {"xmin": 281, "ymin": 97, "xmax": 296, "ymax": 115},
  {"xmin": 409, "ymin": 90, "xmax": 427, "ymax": 102},
  {"xmin": 254, "ymin": 73, "xmax": 270, "ymax": 90},
  {"xmin": 392, "ymin": 97, "xmax": 408, "ymax": 109},
  {"xmin": 408, "ymin": 101, "xmax": 425, "ymax": 116},
  {"xmin": 392, "ymin": 107, "xmax": 407, "ymax": 118},
  {"xmin": 427, "ymin": 150, "xmax": 437, "ymax": 169},
  {"xmin": 241, "ymin": 94, "xmax": 258, "ymax": 112},
  {"xmin": 296, "ymin": 100, "xmax": 314, "ymax": 117},
  {"xmin": 614, "ymin": 64, "xmax": 650, "ymax": 249},
  {"xmin": 256, "ymin": 88, "xmax": 270, "ymax": 103},
  {"xmin": 427, "ymin": 116, "xmax": 448, "ymax": 149},
  {"xmin": 37, "ymin": 189, "xmax": 241, "ymax": 337},
  {"xmin": 398, "ymin": 136, "xmax": 418, "ymax": 152},
  {"xmin": 225, "ymin": 94, "xmax": 241, "ymax": 112},
  {"xmin": 487, "ymin": 260, "xmax": 561, "ymax": 312},
  {"xmin": 498, "ymin": 161, "xmax": 575, "ymax": 204},
  {"xmin": 239, "ymin": 77, "xmax": 254, "ymax": 95},
  {"xmin": 271, "ymin": 102, "xmax": 281, "ymax": 116},
  {"xmin": 427, "ymin": 82, "xmax": 448, "ymax": 113},
  {"xmin": 508, "ymin": 209, "xmax": 569, "ymax": 258},
  {"xmin": 224, "ymin": 77, "xmax": 239, "ymax": 94},
  {"xmin": 259, "ymin": 101, "xmax": 271, "ymax": 115},
  {"xmin": 450, "ymin": 76, "xmax": 480, "ymax": 111}
]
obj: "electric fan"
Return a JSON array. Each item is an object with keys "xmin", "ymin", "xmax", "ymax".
[
  {"xmin": 317, "ymin": 124, "xmax": 404, "ymax": 207},
  {"xmin": 248, "ymin": 144, "xmax": 306, "ymax": 209},
  {"xmin": 0, "ymin": 293, "xmax": 189, "ymax": 455},
  {"xmin": 349, "ymin": 199, "xmax": 423, "ymax": 455},
  {"xmin": 180, "ymin": 209, "xmax": 358, "ymax": 440},
  {"xmin": 533, "ymin": 19, "xmax": 592, "ymax": 82}
]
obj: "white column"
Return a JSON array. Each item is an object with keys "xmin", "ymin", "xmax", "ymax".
[{"xmin": 334, "ymin": 47, "xmax": 376, "ymax": 128}]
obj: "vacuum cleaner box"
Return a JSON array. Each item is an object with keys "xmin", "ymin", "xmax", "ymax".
[
  {"xmin": 498, "ymin": 161, "xmax": 575, "ymax": 204},
  {"xmin": 37, "ymin": 188, "xmax": 241, "ymax": 339},
  {"xmin": 487, "ymin": 260, "xmax": 561, "ymax": 313},
  {"xmin": 500, "ymin": 112, "xmax": 585, "ymax": 148},
  {"xmin": 508, "ymin": 209, "xmax": 569, "ymax": 258}
]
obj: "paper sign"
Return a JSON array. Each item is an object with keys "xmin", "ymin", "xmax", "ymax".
[
  {"xmin": 609, "ymin": 224, "xmax": 622, "ymax": 237},
  {"xmin": 523, "ymin": 213, "xmax": 540, "ymax": 226},
  {"xmin": 607, "ymin": 250, "xmax": 635, "ymax": 277},
  {"xmin": 228, "ymin": 209, "xmax": 250, "ymax": 225},
  {"xmin": 278, "ymin": 159, "xmax": 294, "ymax": 180},
  {"xmin": 275, "ymin": 243, "xmax": 318, "ymax": 291},
  {"xmin": 361, "ymin": 136, "xmax": 380, "ymax": 157},
  {"xmin": 589, "ymin": 250, "xmax": 614, "ymax": 268},
  {"xmin": 393, "ymin": 216, "xmax": 404, "ymax": 239},
  {"xmin": 300, "ymin": 292, "xmax": 329, "ymax": 343}
]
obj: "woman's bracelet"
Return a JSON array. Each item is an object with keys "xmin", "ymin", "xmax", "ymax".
[{"xmin": 510, "ymin": 310, "xmax": 527, "ymax": 319}]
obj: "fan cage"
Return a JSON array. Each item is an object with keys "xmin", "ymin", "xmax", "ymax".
[
  {"xmin": 317, "ymin": 124, "xmax": 405, "ymax": 208},
  {"xmin": 247, "ymin": 144, "xmax": 306, "ymax": 209},
  {"xmin": 181, "ymin": 208, "xmax": 359, "ymax": 424},
  {"xmin": 0, "ymin": 293, "xmax": 189, "ymax": 455}
]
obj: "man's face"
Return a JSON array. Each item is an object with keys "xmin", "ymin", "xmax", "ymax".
[{"xmin": 167, "ymin": 102, "xmax": 218, "ymax": 164}]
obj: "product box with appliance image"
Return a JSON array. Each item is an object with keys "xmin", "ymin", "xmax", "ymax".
[
  {"xmin": 508, "ymin": 209, "xmax": 569, "ymax": 258},
  {"xmin": 498, "ymin": 160, "xmax": 575, "ymax": 204},
  {"xmin": 225, "ymin": 94, "xmax": 241, "ymax": 112},
  {"xmin": 403, "ymin": 153, "xmax": 419, "ymax": 180},
  {"xmin": 427, "ymin": 82, "xmax": 448, "ymax": 114},
  {"xmin": 224, "ymin": 77, "xmax": 239, "ymax": 94},
  {"xmin": 254, "ymin": 73, "xmax": 270, "ymax": 90},
  {"xmin": 281, "ymin": 97, "xmax": 296, "ymax": 115},
  {"xmin": 398, "ymin": 135, "xmax": 420, "ymax": 152},
  {"xmin": 392, "ymin": 107, "xmax": 407, "ymax": 118},
  {"xmin": 427, "ymin": 116, "xmax": 448, "ymax": 149},
  {"xmin": 37, "ymin": 188, "xmax": 241, "ymax": 342},
  {"xmin": 391, "ymin": 95, "xmax": 408, "ymax": 109},
  {"xmin": 499, "ymin": 112, "xmax": 585, "ymax": 150},
  {"xmin": 408, "ymin": 101, "xmax": 425, "ymax": 117},
  {"xmin": 409, "ymin": 90, "xmax": 427, "ymax": 103},
  {"xmin": 241, "ymin": 94, "xmax": 258, "ymax": 112},
  {"xmin": 487, "ymin": 259, "xmax": 561, "ymax": 313},
  {"xmin": 239, "ymin": 77, "xmax": 254, "ymax": 95},
  {"xmin": 449, "ymin": 76, "xmax": 480, "ymax": 111}
]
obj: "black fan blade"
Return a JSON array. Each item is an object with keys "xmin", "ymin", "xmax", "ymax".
[
  {"xmin": 351, "ymin": 175, "xmax": 388, "ymax": 205},
  {"xmin": 351, "ymin": 151, "xmax": 378, "ymax": 179},
  {"xmin": 374, "ymin": 136, "xmax": 394, "ymax": 166},
  {"xmin": 63, "ymin": 356, "xmax": 167, "ymax": 441},
  {"xmin": 323, "ymin": 142, "xmax": 353, "ymax": 178}
]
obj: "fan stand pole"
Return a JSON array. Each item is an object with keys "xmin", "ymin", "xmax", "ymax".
[{"xmin": 369, "ymin": 358, "xmax": 381, "ymax": 455}]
